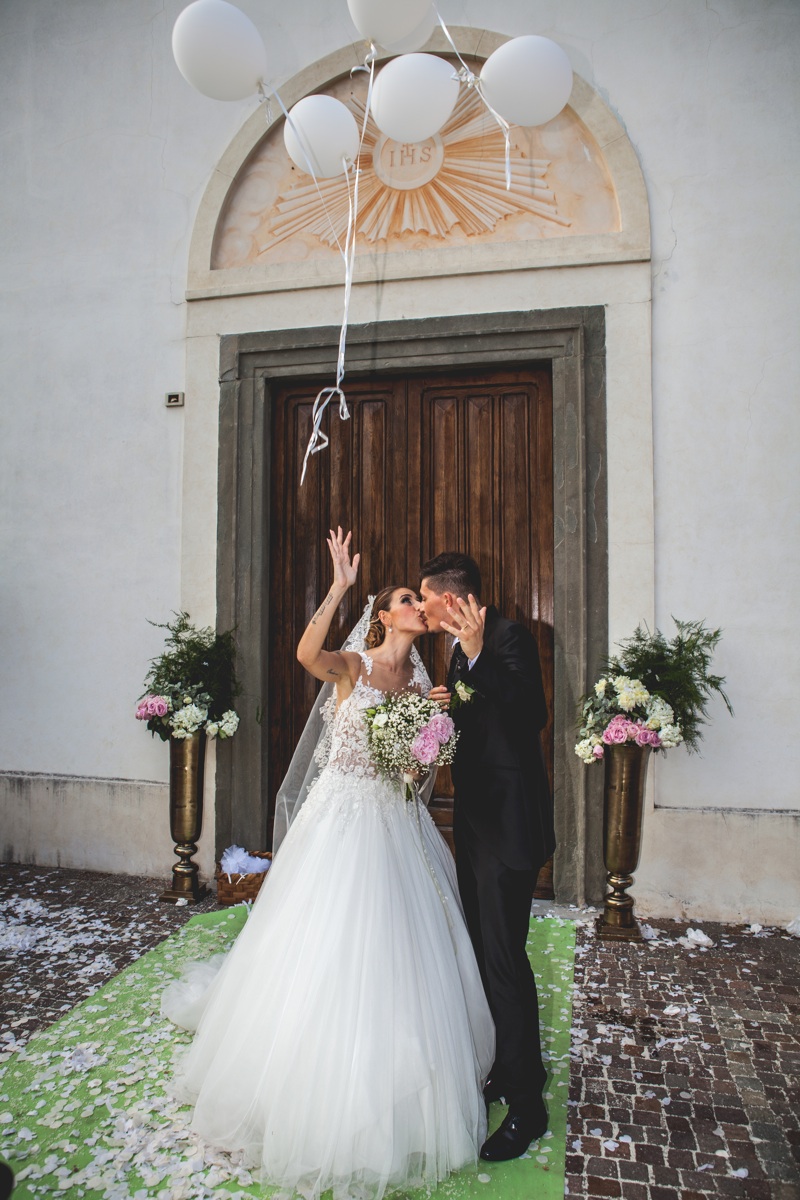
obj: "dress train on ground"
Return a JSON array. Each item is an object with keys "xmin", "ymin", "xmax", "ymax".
[{"xmin": 162, "ymin": 671, "xmax": 494, "ymax": 1200}]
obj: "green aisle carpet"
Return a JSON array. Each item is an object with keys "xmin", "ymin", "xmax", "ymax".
[{"xmin": 0, "ymin": 909, "xmax": 575, "ymax": 1200}]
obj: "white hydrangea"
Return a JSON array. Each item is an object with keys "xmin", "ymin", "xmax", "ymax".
[
  {"xmin": 218, "ymin": 710, "xmax": 240, "ymax": 738},
  {"xmin": 205, "ymin": 722, "xmax": 220, "ymax": 739},
  {"xmin": 645, "ymin": 695, "xmax": 675, "ymax": 730},
  {"xmin": 612, "ymin": 675, "xmax": 650, "ymax": 711},
  {"xmin": 658, "ymin": 723, "xmax": 683, "ymax": 749},
  {"xmin": 594, "ymin": 678, "xmax": 608, "ymax": 698},
  {"xmin": 575, "ymin": 736, "xmax": 603, "ymax": 764},
  {"xmin": 170, "ymin": 703, "xmax": 208, "ymax": 738}
]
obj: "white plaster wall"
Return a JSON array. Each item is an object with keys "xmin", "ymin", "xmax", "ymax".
[{"xmin": 1, "ymin": 0, "xmax": 798, "ymax": 911}]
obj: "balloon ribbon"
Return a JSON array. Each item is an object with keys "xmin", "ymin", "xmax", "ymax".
[
  {"xmin": 260, "ymin": 52, "xmax": 376, "ymax": 486},
  {"xmin": 433, "ymin": 6, "xmax": 514, "ymax": 190}
]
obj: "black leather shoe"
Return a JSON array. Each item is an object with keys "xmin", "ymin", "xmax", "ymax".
[
  {"xmin": 482, "ymin": 1075, "xmax": 506, "ymax": 1105},
  {"xmin": 479, "ymin": 1100, "xmax": 549, "ymax": 1161}
]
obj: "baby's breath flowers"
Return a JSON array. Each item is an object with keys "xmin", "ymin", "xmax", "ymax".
[{"xmin": 365, "ymin": 693, "xmax": 458, "ymax": 796}]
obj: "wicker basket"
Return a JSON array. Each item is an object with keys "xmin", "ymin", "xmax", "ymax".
[{"xmin": 215, "ymin": 851, "xmax": 273, "ymax": 906}]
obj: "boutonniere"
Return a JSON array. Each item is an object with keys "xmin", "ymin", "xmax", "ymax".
[{"xmin": 450, "ymin": 681, "xmax": 476, "ymax": 711}]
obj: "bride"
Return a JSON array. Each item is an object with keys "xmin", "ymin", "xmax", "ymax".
[{"xmin": 162, "ymin": 528, "xmax": 495, "ymax": 1200}]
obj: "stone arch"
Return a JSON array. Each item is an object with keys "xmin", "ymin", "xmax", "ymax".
[{"xmin": 186, "ymin": 27, "xmax": 650, "ymax": 300}]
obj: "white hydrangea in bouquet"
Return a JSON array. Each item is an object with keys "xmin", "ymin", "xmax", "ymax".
[
  {"xmin": 365, "ymin": 692, "xmax": 459, "ymax": 799},
  {"xmin": 576, "ymin": 618, "xmax": 732, "ymax": 765}
]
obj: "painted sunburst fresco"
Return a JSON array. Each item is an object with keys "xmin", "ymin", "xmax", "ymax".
[{"xmin": 264, "ymin": 87, "xmax": 571, "ymax": 253}]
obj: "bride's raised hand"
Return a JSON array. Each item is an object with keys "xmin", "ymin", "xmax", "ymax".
[{"xmin": 327, "ymin": 526, "xmax": 361, "ymax": 591}]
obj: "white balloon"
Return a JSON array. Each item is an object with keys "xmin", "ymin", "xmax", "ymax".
[
  {"xmin": 347, "ymin": 0, "xmax": 431, "ymax": 47},
  {"xmin": 172, "ymin": 0, "xmax": 267, "ymax": 101},
  {"xmin": 370, "ymin": 54, "xmax": 459, "ymax": 145},
  {"xmin": 480, "ymin": 35, "xmax": 573, "ymax": 127},
  {"xmin": 379, "ymin": 5, "xmax": 437, "ymax": 54},
  {"xmin": 283, "ymin": 95, "xmax": 360, "ymax": 179}
]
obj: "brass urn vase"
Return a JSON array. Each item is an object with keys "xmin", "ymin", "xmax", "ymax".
[
  {"xmin": 596, "ymin": 743, "xmax": 651, "ymax": 940},
  {"xmin": 160, "ymin": 730, "xmax": 210, "ymax": 904}
]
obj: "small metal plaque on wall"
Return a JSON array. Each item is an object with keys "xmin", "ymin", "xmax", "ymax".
[{"xmin": 165, "ymin": 392, "xmax": 185, "ymax": 408}]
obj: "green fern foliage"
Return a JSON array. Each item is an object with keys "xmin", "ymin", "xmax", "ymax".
[{"xmin": 142, "ymin": 612, "xmax": 239, "ymax": 720}]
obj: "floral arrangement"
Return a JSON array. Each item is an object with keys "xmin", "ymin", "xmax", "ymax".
[
  {"xmin": 137, "ymin": 612, "xmax": 240, "ymax": 742},
  {"xmin": 365, "ymin": 692, "xmax": 459, "ymax": 796},
  {"xmin": 576, "ymin": 618, "xmax": 732, "ymax": 765}
]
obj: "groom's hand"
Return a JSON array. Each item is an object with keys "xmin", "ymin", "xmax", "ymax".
[
  {"xmin": 428, "ymin": 685, "xmax": 451, "ymax": 707},
  {"xmin": 441, "ymin": 595, "xmax": 486, "ymax": 662}
]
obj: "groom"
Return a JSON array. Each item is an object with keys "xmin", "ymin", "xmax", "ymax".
[{"xmin": 420, "ymin": 552, "xmax": 555, "ymax": 1161}]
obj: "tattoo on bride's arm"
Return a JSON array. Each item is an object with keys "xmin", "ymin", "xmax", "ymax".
[
  {"xmin": 311, "ymin": 593, "xmax": 335, "ymax": 626},
  {"xmin": 326, "ymin": 668, "xmax": 340, "ymax": 677}
]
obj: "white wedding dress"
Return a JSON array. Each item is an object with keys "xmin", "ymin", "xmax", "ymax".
[{"xmin": 162, "ymin": 652, "xmax": 494, "ymax": 1200}]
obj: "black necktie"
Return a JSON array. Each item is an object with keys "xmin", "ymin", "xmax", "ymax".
[{"xmin": 452, "ymin": 642, "xmax": 467, "ymax": 675}]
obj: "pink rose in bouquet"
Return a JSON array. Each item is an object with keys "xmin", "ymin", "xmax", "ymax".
[
  {"xmin": 427, "ymin": 713, "xmax": 455, "ymax": 745},
  {"xmin": 411, "ymin": 727, "xmax": 441, "ymax": 766}
]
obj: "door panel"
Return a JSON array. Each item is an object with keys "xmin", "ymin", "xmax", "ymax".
[{"xmin": 268, "ymin": 367, "xmax": 554, "ymax": 891}]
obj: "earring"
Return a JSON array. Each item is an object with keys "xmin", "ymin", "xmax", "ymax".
[{"xmin": 388, "ymin": 625, "xmax": 393, "ymax": 633}]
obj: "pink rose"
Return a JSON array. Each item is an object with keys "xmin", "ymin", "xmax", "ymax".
[
  {"xmin": 592, "ymin": 744, "xmax": 604, "ymax": 759},
  {"xmin": 135, "ymin": 700, "xmax": 149, "ymax": 721},
  {"xmin": 428, "ymin": 714, "xmax": 455, "ymax": 745},
  {"xmin": 150, "ymin": 697, "xmax": 169, "ymax": 717},
  {"xmin": 632, "ymin": 726, "xmax": 660, "ymax": 747},
  {"xmin": 602, "ymin": 721, "xmax": 628, "ymax": 744},
  {"xmin": 411, "ymin": 728, "xmax": 440, "ymax": 765}
]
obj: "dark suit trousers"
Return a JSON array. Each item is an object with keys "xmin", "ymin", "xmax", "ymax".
[{"xmin": 455, "ymin": 827, "xmax": 547, "ymax": 1105}]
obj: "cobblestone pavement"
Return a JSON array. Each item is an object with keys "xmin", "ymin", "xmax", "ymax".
[
  {"xmin": 1, "ymin": 864, "xmax": 798, "ymax": 1198},
  {"xmin": 566, "ymin": 919, "xmax": 800, "ymax": 1200},
  {"xmin": 0, "ymin": 862, "xmax": 214, "ymax": 1060}
]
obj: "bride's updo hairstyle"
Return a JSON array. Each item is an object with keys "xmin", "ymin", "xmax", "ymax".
[{"xmin": 364, "ymin": 586, "xmax": 403, "ymax": 649}]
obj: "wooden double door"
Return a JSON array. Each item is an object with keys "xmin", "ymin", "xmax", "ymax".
[{"xmin": 268, "ymin": 366, "xmax": 554, "ymax": 884}]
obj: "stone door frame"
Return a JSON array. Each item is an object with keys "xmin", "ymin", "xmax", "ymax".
[{"xmin": 215, "ymin": 306, "xmax": 608, "ymax": 905}]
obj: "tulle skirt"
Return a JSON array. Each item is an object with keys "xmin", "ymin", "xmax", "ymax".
[{"xmin": 162, "ymin": 768, "xmax": 495, "ymax": 1200}]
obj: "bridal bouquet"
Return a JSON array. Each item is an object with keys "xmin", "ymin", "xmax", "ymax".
[
  {"xmin": 575, "ymin": 618, "xmax": 732, "ymax": 764},
  {"xmin": 137, "ymin": 611, "xmax": 240, "ymax": 742},
  {"xmin": 365, "ymin": 693, "xmax": 459, "ymax": 797}
]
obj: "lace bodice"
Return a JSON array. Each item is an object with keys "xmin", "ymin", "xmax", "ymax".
[
  {"xmin": 325, "ymin": 676, "xmax": 385, "ymax": 780},
  {"xmin": 321, "ymin": 651, "xmax": 430, "ymax": 782}
]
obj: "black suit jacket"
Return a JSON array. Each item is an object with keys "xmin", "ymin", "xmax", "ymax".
[{"xmin": 447, "ymin": 607, "xmax": 555, "ymax": 872}]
